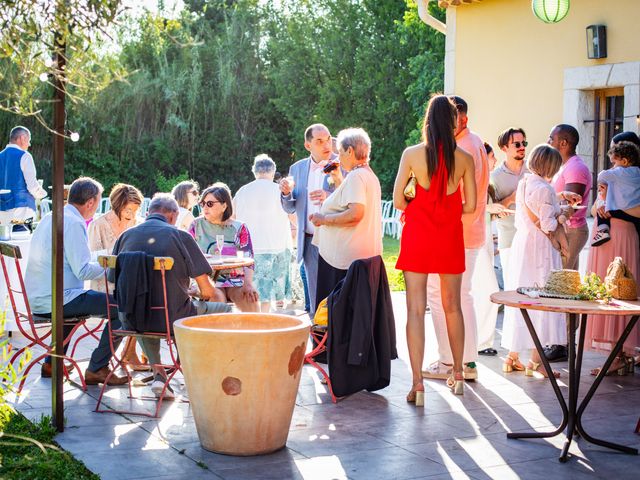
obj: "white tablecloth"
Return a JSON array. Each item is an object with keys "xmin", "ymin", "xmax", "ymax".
[{"xmin": 0, "ymin": 231, "xmax": 32, "ymax": 331}]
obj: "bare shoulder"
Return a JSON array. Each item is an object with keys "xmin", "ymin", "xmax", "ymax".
[
  {"xmin": 401, "ymin": 143, "xmax": 426, "ymax": 165},
  {"xmin": 455, "ymin": 146, "xmax": 473, "ymax": 168}
]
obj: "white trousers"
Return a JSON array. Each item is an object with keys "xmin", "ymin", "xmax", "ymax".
[
  {"xmin": 475, "ymin": 233, "xmax": 499, "ymax": 350},
  {"xmin": 427, "ymin": 248, "xmax": 480, "ymax": 364}
]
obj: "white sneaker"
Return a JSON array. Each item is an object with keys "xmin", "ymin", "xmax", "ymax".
[
  {"xmin": 591, "ymin": 229, "xmax": 611, "ymax": 247},
  {"xmin": 151, "ymin": 379, "xmax": 175, "ymax": 400},
  {"xmin": 422, "ymin": 361, "xmax": 452, "ymax": 379}
]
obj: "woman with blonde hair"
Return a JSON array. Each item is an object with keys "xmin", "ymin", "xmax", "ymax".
[{"xmin": 501, "ymin": 144, "xmax": 580, "ymax": 378}]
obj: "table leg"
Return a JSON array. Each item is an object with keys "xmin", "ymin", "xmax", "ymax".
[
  {"xmin": 507, "ymin": 308, "xmax": 568, "ymax": 441},
  {"xmin": 559, "ymin": 313, "xmax": 580, "ymax": 462},
  {"xmin": 574, "ymin": 314, "xmax": 639, "ymax": 456}
]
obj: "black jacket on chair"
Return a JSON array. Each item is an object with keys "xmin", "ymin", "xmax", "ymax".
[
  {"xmin": 327, "ymin": 255, "xmax": 397, "ymax": 397},
  {"xmin": 114, "ymin": 252, "xmax": 155, "ymax": 332}
]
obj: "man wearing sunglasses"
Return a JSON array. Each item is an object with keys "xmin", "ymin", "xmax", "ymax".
[{"xmin": 490, "ymin": 127, "xmax": 529, "ymax": 294}]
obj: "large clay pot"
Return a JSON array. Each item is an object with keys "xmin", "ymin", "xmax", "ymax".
[{"xmin": 173, "ymin": 313, "xmax": 310, "ymax": 456}]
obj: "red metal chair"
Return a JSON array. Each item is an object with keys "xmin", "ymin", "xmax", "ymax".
[
  {"xmin": 0, "ymin": 241, "xmax": 104, "ymax": 392},
  {"xmin": 304, "ymin": 324, "xmax": 337, "ymax": 403},
  {"xmin": 94, "ymin": 255, "xmax": 183, "ymax": 418}
]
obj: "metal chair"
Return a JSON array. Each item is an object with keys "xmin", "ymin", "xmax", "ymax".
[
  {"xmin": 94, "ymin": 254, "xmax": 183, "ymax": 418},
  {"xmin": 0, "ymin": 241, "xmax": 103, "ymax": 392}
]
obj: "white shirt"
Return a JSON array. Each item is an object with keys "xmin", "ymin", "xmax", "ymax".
[
  {"xmin": 0, "ymin": 144, "xmax": 48, "ymax": 224},
  {"xmin": 305, "ymin": 159, "xmax": 327, "ymax": 234},
  {"xmin": 234, "ymin": 179, "xmax": 292, "ymax": 254},
  {"xmin": 25, "ymin": 204, "xmax": 104, "ymax": 313}
]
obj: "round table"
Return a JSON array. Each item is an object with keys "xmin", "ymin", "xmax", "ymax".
[
  {"xmin": 491, "ymin": 290, "xmax": 640, "ymax": 462},
  {"xmin": 206, "ymin": 255, "xmax": 254, "ymax": 282}
]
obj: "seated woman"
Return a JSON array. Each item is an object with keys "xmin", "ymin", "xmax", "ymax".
[
  {"xmin": 171, "ymin": 180, "xmax": 200, "ymax": 231},
  {"xmin": 189, "ymin": 183, "xmax": 259, "ymax": 312}
]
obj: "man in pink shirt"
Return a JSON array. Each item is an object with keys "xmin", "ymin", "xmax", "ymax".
[
  {"xmin": 549, "ymin": 124, "xmax": 592, "ymax": 270},
  {"xmin": 424, "ymin": 96, "xmax": 491, "ymax": 381}
]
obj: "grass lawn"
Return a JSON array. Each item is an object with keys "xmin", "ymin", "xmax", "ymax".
[
  {"xmin": 383, "ymin": 235, "xmax": 405, "ymax": 291},
  {"xmin": 0, "ymin": 404, "xmax": 98, "ymax": 480}
]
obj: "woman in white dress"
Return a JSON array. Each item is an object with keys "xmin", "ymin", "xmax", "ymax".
[{"xmin": 501, "ymin": 144, "xmax": 579, "ymax": 378}]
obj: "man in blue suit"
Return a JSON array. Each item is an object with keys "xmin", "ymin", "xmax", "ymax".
[{"xmin": 280, "ymin": 123, "xmax": 337, "ymax": 316}]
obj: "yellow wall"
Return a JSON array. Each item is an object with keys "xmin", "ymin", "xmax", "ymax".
[{"xmin": 452, "ymin": 0, "xmax": 640, "ymax": 157}]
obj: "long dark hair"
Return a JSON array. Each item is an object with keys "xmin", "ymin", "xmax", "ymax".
[{"xmin": 422, "ymin": 94, "xmax": 457, "ymax": 182}]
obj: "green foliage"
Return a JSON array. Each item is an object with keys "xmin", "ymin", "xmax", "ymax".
[
  {"xmin": 0, "ymin": 1, "xmax": 445, "ymax": 197},
  {"xmin": 0, "ymin": 405, "xmax": 99, "ymax": 480},
  {"xmin": 383, "ymin": 235, "xmax": 405, "ymax": 291},
  {"xmin": 577, "ymin": 273, "xmax": 612, "ymax": 302},
  {"xmin": 0, "ymin": 312, "xmax": 31, "ymax": 405},
  {"xmin": 155, "ymin": 171, "xmax": 190, "ymax": 193}
]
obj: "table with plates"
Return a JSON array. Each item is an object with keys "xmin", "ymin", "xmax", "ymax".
[
  {"xmin": 490, "ymin": 290, "xmax": 640, "ymax": 462},
  {"xmin": 0, "ymin": 231, "xmax": 32, "ymax": 331}
]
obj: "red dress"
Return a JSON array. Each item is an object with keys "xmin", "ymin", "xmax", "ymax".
[{"xmin": 396, "ymin": 147, "xmax": 465, "ymax": 274}]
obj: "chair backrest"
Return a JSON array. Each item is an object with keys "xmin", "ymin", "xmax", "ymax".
[
  {"xmin": 97, "ymin": 254, "xmax": 174, "ymax": 336},
  {"xmin": 99, "ymin": 197, "xmax": 111, "ymax": 215},
  {"xmin": 138, "ymin": 198, "xmax": 151, "ymax": 219},
  {"xmin": 381, "ymin": 200, "xmax": 393, "ymax": 219},
  {"xmin": 0, "ymin": 241, "xmax": 39, "ymax": 337},
  {"xmin": 40, "ymin": 199, "xmax": 52, "ymax": 218}
]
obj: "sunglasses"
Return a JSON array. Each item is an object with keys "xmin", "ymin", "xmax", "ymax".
[
  {"xmin": 511, "ymin": 141, "xmax": 528, "ymax": 148},
  {"xmin": 200, "ymin": 200, "xmax": 222, "ymax": 208}
]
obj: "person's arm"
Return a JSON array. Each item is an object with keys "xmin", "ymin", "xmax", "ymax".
[
  {"xmin": 392, "ymin": 147, "xmax": 413, "ymax": 212},
  {"xmin": 461, "ymin": 152, "xmax": 477, "ymax": 214},
  {"xmin": 310, "ymin": 203, "xmax": 364, "ymax": 228},
  {"xmin": 194, "ymin": 274, "xmax": 226, "ymax": 302},
  {"xmin": 20, "ymin": 152, "xmax": 47, "ymax": 199},
  {"xmin": 279, "ymin": 167, "xmax": 297, "ymax": 214},
  {"xmin": 66, "ymin": 221, "xmax": 104, "ymax": 280}
]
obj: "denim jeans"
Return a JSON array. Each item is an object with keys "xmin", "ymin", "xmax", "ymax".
[{"xmin": 43, "ymin": 290, "xmax": 122, "ymax": 372}]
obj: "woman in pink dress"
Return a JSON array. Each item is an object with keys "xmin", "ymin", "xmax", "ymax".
[{"xmin": 584, "ymin": 131, "xmax": 640, "ymax": 375}]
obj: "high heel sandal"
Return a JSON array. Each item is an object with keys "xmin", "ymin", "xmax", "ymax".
[
  {"xmin": 446, "ymin": 371, "xmax": 464, "ymax": 395},
  {"xmin": 525, "ymin": 361, "xmax": 560, "ymax": 379},
  {"xmin": 502, "ymin": 354, "xmax": 525, "ymax": 373},
  {"xmin": 407, "ymin": 383, "xmax": 425, "ymax": 407}
]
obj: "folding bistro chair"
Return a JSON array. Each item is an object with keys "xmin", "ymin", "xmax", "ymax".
[
  {"xmin": 94, "ymin": 254, "xmax": 183, "ymax": 418},
  {"xmin": 0, "ymin": 241, "xmax": 103, "ymax": 392},
  {"xmin": 303, "ymin": 299, "xmax": 336, "ymax": 403}
]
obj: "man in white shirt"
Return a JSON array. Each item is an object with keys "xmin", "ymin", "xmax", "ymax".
[
  {"xmin": 279, "ymin": 123, "xmax": 337, "ymax": 316},
  {"xmin": 0, "ymin": 126, "xmax": 47, "ymax": 226},
  {"xmin": 25, "ymin": 177, "xmax": 126, "ymax": 385}
]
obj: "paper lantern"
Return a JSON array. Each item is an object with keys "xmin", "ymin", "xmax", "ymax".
[{"xmin": 532, "ymin": 0, "xmax": 570, "ymax": 24}]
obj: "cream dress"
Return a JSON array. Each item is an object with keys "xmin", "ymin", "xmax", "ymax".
[{"xmin": 501, "ymin": 174, "xmax": 566, "ymax": 352}]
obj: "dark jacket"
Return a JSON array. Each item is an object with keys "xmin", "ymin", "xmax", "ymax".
[
  {"xmin": 114, "ymin": 251, "xmax": 155, "ymax": 332},
  {"xmin": 327, "ymin": 255, "xmax": 397, "ymax": 397}
]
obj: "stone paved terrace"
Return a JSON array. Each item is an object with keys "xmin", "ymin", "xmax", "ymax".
[{"xmin": 5, "ymin": 292, "xmax": 640, "ymax": 480}]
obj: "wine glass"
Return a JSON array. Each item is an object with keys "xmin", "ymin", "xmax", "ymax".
[{"xmin": 215, "ymin": 234, "xmax": 225, "ymax": 257}]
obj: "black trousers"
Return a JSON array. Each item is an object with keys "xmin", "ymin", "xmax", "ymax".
[{"xmin": 315, "ymin": 254, "xmax": 348, "ymax": 313}]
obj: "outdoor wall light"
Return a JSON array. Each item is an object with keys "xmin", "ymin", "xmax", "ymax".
[
  {"xmin": 586, "ymin": 25, "xmax": 607, "ymax": 59},
  {"xmin": 532, "ymin": 0, "xmax": 570, "ymax": 24}
]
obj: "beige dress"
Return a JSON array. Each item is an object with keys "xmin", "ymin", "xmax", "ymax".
[{"xmin": 88, "ymin": 213, "xmax": 138, "ymax": 292}]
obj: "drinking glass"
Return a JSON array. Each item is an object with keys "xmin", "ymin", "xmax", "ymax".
[{"xmin": 215, "ymin": 234, "xmax": 225, "ymax": 257}]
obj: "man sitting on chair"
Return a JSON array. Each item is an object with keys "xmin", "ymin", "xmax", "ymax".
[
  {"xmin": 25, "ymin": 176, "xmax": 127, "ymax": 385},
  {"xmin": 110, "ymin": 193, "xmax": 230, "ymax": 397}
]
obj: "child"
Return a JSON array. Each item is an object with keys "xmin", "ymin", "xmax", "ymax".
[{"xmin": 592, "ymin": 141, "xmax": 640, "ymax": 246}]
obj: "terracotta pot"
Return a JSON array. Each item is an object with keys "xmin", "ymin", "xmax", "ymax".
[{"xmin": 173, "ymin": 313, "xmax": 310, "ymax": 456}]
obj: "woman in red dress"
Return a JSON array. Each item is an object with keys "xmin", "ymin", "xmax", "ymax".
[{"xmin": 393, "ymin": 95, "xmax": 477, "ymax": 405}]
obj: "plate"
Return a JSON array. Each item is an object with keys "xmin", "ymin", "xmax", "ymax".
[
  {"xmin": 222, "ymin": 257, "xmax": 240, "ymax": 264},
  {"xmin": 572, "ymin": 205, "xmax": 587, "ymax": 209}
]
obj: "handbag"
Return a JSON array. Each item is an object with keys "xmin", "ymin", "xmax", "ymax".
[
  {"xmin": 522, "ymin": 180, "xmax": 569, "ymax": 258},
  {"xmin": 403, "ymin": 171, "xmax": 417, "ymax": 201},
  {"xmin": 604, "ymin": 257, "xmax": 638, "ymax": 300}
]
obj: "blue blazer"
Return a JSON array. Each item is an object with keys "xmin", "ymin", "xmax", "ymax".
[{"xmin": 281, "ymin": 155, "xmax": 338, "ymax": 262}]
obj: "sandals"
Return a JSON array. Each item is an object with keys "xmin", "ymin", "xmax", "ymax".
[
  {"xmin": 503, "ymin": 354, "xmax": 525, "ymax": 373},
  {"xmin": 446, "ymin": 371, "xmax": 464, "ymax": 395},
  {"xmin": 407, "ymin": 382, "xmax": 425, "ymax": 407},
  {"xmin": 525, "ymin": 361, "xmax": 560, "ymax": 379},
  {"xmin": 590, "ymin": 354, "xmax": 633, "ymax": 376}
]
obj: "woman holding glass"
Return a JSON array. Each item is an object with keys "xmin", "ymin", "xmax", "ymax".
[{"xmin": 189, "ymin": 183, "xmax": 259, "ymax": 312}]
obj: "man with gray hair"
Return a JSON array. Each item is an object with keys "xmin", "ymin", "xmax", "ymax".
[
  {"xmin": 111, "ymin": 192, "xmax": 230, "ymax": 396},
  {"xmin": 235, "ymin": 154, "xmax": 292, "ymax": 312},
  {"xmin": 26, "ymin": 176, "xmax": 127, "ymax": 385},
  {"xmin": 0, "ymin": 126, "xmax": 48, "ymax": 226}
]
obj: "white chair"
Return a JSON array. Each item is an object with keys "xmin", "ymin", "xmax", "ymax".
[
  {"xmin": 138, "ymin": 197, "xmax": 151, "ymax": 219},
  {"xmin": 99, "ymin": 197, "xmax": 111, "ymax": 215},
  {"xmin": 39, "ymin": 199, "xmax": 51, "ymax": 219},
  {"xmin": 381, "ymin": 200, "xmax": 402, "ymax": 238}
]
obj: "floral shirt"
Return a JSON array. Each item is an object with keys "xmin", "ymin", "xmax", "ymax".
[{"xmin": 189, "ymin": 217, "xmax": 254, "ymax": 288}]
